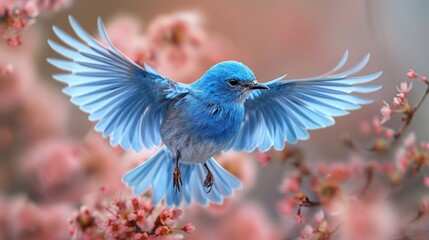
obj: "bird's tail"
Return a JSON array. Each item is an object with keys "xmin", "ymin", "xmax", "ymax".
[{"xmin": 122, "ymin": 146, "xmax": 242, "ymax": 206}]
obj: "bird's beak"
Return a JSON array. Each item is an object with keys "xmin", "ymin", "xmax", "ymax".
[{"xmin": 249, "ymin": 82, "xmax": 270, "ymax": 90}]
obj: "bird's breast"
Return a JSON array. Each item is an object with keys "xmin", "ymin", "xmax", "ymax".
[{"xmin": 161, "ymin": 97, "xmax": 244, "ymax": 162}]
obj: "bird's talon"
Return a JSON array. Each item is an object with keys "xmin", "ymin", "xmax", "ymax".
[
  {"xmin": 204, "ymin": 172, "xmax": 214, "ymax": 193},
  {"xmin": 173, "ymin": 166, "xmax": 182, "ymax": 193}
]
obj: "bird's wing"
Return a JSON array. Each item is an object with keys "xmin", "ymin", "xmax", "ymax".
[
  {"xmin": 48, "ymin": 16, "xmax": 188, "ymax": 152},
  {"xmin": 225, "ymin": 51, "xmax": 382, "ymax": 152}
]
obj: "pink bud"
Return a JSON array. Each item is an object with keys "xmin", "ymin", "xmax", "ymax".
[
  {"xmin": 393, "ymin": 97, "xmax": 402, "ymax": 107},
  {"xmin": 181, "ymin": 223, "xmax": 196, "ymax": 234},
  {"xmin": 407, "ymin": 69, "xmax": 418, "ymax": 79},
  {"xmin": 422, "ymin": 76, "xmax": 428, "ymax": 84},
  {"xmin": 294, "ymin": 213, "xmax": 306, "ymax": 223},
  {"xmin": 169, "ymin": 207, "xmax": 182, "ymax": 220}
]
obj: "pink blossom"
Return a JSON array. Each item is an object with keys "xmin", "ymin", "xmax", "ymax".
[
  {"xmin": 0, "ymin": 4, "xmax": 35, "ymax": 47},
  {"xmin": 159, "ymin": 209, "xmax": 173, "ymax": 225},
  {"xmin": 134, "ymin": 232, "xmax": 149, "ymax": 240},
  {"xmin": 128, "ymin": 209, "xmax": 146, "ymax": 226},
  {"xmin": 155, "ymin": 226, "xmax": 170, "ymax": 236},
  {"xmin": 393, "ymin": 96, "xmax": 403, "ymax": 107},
  {"xmin": 406, "ymin": 69, "xmax": 418, "ymax": 79},
  {"xmin": 380, "ymin": 101, "xmax": 393, "ymax": 124},
  {"xmin": 397, "ymin": 82, "xmax": 412, "ymax": 97},
  {"xmin": 422, "ymin": 76, "xmax": 428, "ymax": 84},
  {"xmin": 169, "ymin": 207, "xmax": 183, "ymax": 220},
  {"xmin": 72, "ymin": 192, "xmax": 189, "ymax": 239}
]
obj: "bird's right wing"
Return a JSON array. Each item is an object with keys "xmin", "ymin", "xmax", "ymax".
[
  {"xmin": 225, "ymin": 51, "xmax": 382, "ymax": 152},
  {"xmin": 48, "ymin": 16, "xmax": 188, "ymax": 152}
]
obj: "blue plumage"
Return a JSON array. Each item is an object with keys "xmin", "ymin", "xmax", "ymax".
[{"xmin": 48, "ymin": 16, "xmax": 382, "ymax": 207}]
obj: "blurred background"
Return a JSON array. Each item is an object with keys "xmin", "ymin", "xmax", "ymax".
[{"xmin": 1, "ymin": 0, "xmax": 429, "ymax": 239}]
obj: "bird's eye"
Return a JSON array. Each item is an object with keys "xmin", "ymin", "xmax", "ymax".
[{"xmin": 227, "ymin": 79, "xmax": 239, "ymax": 87}]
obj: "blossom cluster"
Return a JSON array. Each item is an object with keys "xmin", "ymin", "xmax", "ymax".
[
  {"xmin": 273, "ymin": 70, "xmax": 429, "ymax": 239},
  {"xmin": 69, "ymin": 189, "xmax": 194, "ymax": 240},
  {"xmin": 0, "ymin": 0, "xmax": 71, "ymax": 47}
]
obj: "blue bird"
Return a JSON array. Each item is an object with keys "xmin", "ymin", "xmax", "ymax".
[{"xmin": 48, "ymin": 16, "xmax": 382, "ymax": 207}]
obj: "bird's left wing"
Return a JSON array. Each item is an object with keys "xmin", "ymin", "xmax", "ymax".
[
  {"xmin": 48, "ymin": 16, "xmax": 187, "ymax": 152},
  {"xmin": 225, "ymin": 51, "xmax": 382, "ymax": 152}
]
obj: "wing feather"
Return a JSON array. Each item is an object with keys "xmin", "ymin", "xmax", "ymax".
[
  {"xmin": 48, "ymin": 16, "xmax": 187, "ymax": 152},
  {"xmin": 225, "ymin": 52, "xmax": 382, "ymax": 152}
]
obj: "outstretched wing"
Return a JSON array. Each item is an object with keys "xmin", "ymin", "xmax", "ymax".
[
  {"xmin": 48, "ymin": 16, "xmax": 187, "ymax": 152},
  {"xmin": 225, "ymin": 51, "xmax": 382, "ymax": 152}
]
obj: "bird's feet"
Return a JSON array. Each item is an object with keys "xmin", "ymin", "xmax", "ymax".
[
  {"xmin": 173, "ymin": 166, "xmax": 182, "ymax": 193},
  {"xmin": 204, "ymin": 171, "xmax": 215, "ymax": 193}
]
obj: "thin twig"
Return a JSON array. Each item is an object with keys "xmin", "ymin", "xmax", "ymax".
[
  {"xmin": 393, "ymin": 87, "xmax": 429, "ymax": 143},
  {"xmin": 345, "ymin": 85, "xmax": 429, "ymax": 153}
]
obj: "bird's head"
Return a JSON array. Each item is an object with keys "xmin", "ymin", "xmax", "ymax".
[{"xmin": 192, "ymin": 61, "xmax": 269, "ymax": 103}]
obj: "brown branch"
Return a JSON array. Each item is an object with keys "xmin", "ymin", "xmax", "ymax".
[{"xmin": 392, "ymin": 87, "xmax": 429, "ymax": 143}]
